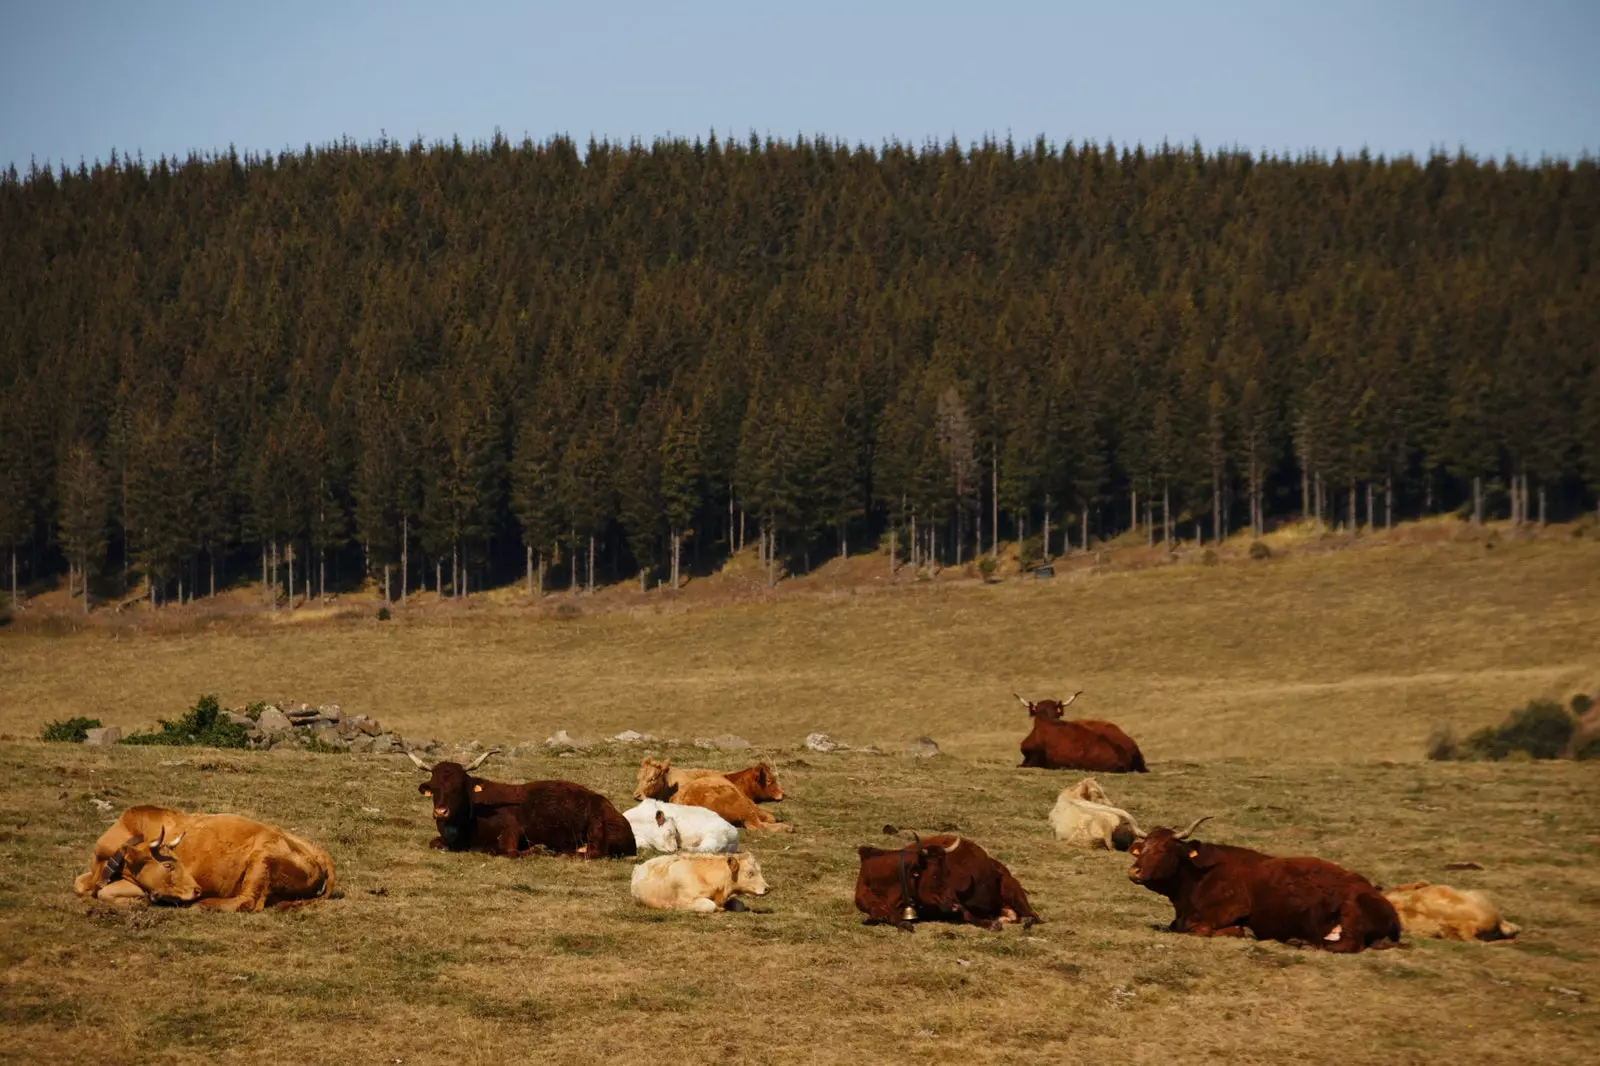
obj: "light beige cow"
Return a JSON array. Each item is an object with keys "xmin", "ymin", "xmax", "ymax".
[
  {"xmin": 634, "ymin": 757, "xmax": 793, "ymax": 832},
  {"xmin": 629, "ymin": 852, "xmax": 770, "ymax": 913},
  {"xmin": 1048, "ymin": 777, "xmax": 1146, "ymax": 851},
  {"xmin": 1383, "ymin": 882, "xmax": 1519, "ymax": 941}
]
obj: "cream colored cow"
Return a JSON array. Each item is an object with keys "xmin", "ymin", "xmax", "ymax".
[{"xmin": 629, "ymin": 852, "xmax": 769, "ymax": 913}]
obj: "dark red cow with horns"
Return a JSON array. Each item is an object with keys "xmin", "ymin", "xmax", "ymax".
[
  {"xmin": 1127, "ymin": 817, "xmax": 1400, "ymax": 953},
  {"xmin": 1016, "ymin": 692, "xmax": 1147, "ymax": 773},
  {"xmin": 855, "ymin": 834, "xmax": 1039, "ymax": 932},
  {"xmin": 407, "ymin": 748, "xmax": 636, "ymax": 859}
]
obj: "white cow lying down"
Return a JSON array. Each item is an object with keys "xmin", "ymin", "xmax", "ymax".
[
  {"xmin": 623, "ymin": 799, "xmax": 740, "ymax": 854},
  {"xmin": 630, "ymin": 853, "xmax": 769, "ymax": 913},
  {"xmin": 1048, "ymin": 777, "xmax": 1147, "ymax": 851}
]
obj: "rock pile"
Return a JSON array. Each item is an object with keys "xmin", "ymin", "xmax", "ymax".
[{"xmin": 230, "ymin": 702, "xmax": 442, "ymax": 756}]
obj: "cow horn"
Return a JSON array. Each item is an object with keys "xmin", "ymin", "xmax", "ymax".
[
  {"xmin": 1063, "ymin": 690, "xmax": 1083, "ymax": 707},
  {"xmin": 1175, "ymin": 816, "xmax": 1212, "ymax": 840},
  {"xmin": 167, "ymin": 832, "xmax": 185, "ymax": 848},
  {"xmin": 151, "ymin": 826, "xmax": 166, "ymax": 850},
  {"xmin": 1012, "ymin": 692, "xmax": 1032, "ymax": 709},
  {"xmin": 403, "ymin": 747, "xmax": 432, "ymax": 771},
  {"xmin": 463, "ymin": 747, "xmax": 501, "ymax": 772}
]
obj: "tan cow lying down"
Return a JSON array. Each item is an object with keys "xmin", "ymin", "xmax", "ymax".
[
  {"xmin": 1383, "ymin": 882, "xmax": 1519, "ymax": 941},
  {"xmin": 1048, "ymin": 777, "xmax": 1147, "ymax": 851},
  {"xmin": 634, "ymin": 757, "xmax": 793, "ymax": 832},
  {"xmin": 630, "ymin": 852, "xmax": 769, "ymax": 913},
  {"xmin": 73, "ymin": 805, "xmax": 335, "ymax": 911}
]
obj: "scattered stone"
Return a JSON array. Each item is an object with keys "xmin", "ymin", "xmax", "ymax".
[
  {"xmin": 368, "ymin": 735, "xmax": 400, "ymax": 755},
  {"xmin": 544, "ymin": 730, "xmax": 588, "ymax": 751},
  {"xmin": 312, "ymin": 727, "xmax": 341, "ymax": 746},
  {"xmin": 256, "ymin": 708, "xmax": 293, "ymax": 734},
  {"xmin": 612, "ymin": 730, "xmax": 654, "ymax": 744},
  {"xmin": 882, "ymin": 824, "xmax": 899, "ymax": 835},
  {"xmin": 694, "ymin": 733, "xmax": 751, "ymax": 751},
  {"xmin": 803, "ymin": 733, "xmax": 841, "ymax": 753},
  {"xmin": 346, "ymin": 736, "xmax": 375, "ymax": 754},
  {"xmin": 224, "ymin": 711, "xmax": 256, "ymax": 728},
  {"xmin": 902, "ymin": 737, "xmax": 941, "ymax": 758},
  {"xmin": 91, "ymin": 798, "xmax": 114, "ymax": 812},
  {"xmin": 83, "ymin": 726, "xmax": 122, "ymax": 747},
  {"xmin": 856, "ymin": 745, "xmax": 884, "ymax": 756},
  {"xmin": 1445, "ymin": 861, "xmax": 1485, "ymax": 871},
  {"xmin": 360, "ymin": 806, "xmax": 381, "ymax": 815}
]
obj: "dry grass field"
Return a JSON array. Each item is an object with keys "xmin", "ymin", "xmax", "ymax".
[{"xmin": 2, "ymin": 528, "xmax": 1599, "ymax": 1065}]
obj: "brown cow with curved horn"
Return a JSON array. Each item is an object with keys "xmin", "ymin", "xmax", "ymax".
[
  {"xmin": 1128, "ymin": 817, "xmax": 1400, "ymax": 952},
  {"xmin": 407, "ymin": 747, "xmax": 636, "ymax": 859},
  {"xmin": 1015, "ymin": 691, "xmax": 1147, "ymax": 773}
]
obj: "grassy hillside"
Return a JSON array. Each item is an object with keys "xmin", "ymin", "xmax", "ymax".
[{"xmin": 1, "ymin": 534, "xmax": 1598, "ymax": 1065}]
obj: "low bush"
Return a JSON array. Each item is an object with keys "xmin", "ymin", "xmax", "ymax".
[
  {"xmin": 1431, "ymin": 699, "xmax": 1576, "ymax": 762},
  {"xmin": 121, "ymin": 694, "xmax": 251, "ymax": 749},
  {"xmin": 977, "ymin": 556, "xmax": 998, "ymax": 583},
  {"xmin": 1248, "ymin": 541, "xmax": 1272, "ymax": 560},
  {"xmin": 41, "ymin": 716, "xmax": 102, "ymax": 743},
  {"xmin": 376, "ymin": 605, "xmax": 392, "ymax": 621}
]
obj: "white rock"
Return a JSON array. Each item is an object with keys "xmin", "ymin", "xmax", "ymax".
[
  {"xmin": 803, "ymin": 733, "xmax": 840, "ymax": 752},
  {"xmin": 83, "ymin": 726, "xmax": 122, "ymax": 746}
]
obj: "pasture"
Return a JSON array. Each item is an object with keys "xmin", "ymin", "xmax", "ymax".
[{"xmin": 2, "ymin": 533, "xmax": 1599, "ymax": 1064}]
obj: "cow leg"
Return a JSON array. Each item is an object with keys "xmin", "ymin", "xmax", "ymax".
[
  {"xmin": 583, "ymin": 811, "xmax": 610, "ymax": 859},
  {"xmin": 689, "ymin": 897, "xmax": 719, "ymax": 914},
  {"xmin": 93, "ymin": 881, "xmax": 150, "ymax": 907},
  {"xmin": 496, "ymin": 825, "xmax": 525, "ymax": 857},
  {"xmin": 195, "ymin": 851, "xmax": 274, "ymax": 912}
]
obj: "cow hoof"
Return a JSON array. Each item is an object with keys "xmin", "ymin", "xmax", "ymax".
[
  {"xmin": 1323, "ymin": 924, "xmax": 1343, "ymax": 943},
  {"xmin": 724, "ymin": 897, "xmax": 749, "ymax": 912},
  {"xmin": 1021, "ymin": 917, "xmax": 1038, "ymax": 930}
]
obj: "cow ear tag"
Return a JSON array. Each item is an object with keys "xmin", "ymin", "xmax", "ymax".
[
  {"xmin": 473, "ymin": 783, "xmax": 483, "ymax": 793},
  {"xmin": 1188, "ymin": 849, "xmax": 1199, "ymax": 859},
  {"xmin": 421, "ymin": 787, "xmax": 432, "ymax": 796}
]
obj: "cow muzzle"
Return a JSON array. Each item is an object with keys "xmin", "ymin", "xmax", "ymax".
[{"xmin": 433, "ymin": 807, "xmax": 450, "ymax": 818}]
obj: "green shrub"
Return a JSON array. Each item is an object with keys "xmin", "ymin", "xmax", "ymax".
[
  {"xmin": 1248, "ymin": 541, "xmax": 1272, "ymax": 560},
  {"xmin": 121, "ymin": 694, "xmax": 251, "ymax": 749},
  {"xmin": 242, "ymin": 701, "xmax": 269, "ymax": 722},
  {"xmin": 1572, "ymin": 693, "xmax": 1594, "ymax": 718},
  {"xmin": 1574, "ymin": 736, "xmax": 1600, "ymax": 761},
  {"xmin": 1201, "ymin": 549, "xmax": 1219, "ymax": 567},
  {"xmin": 977, "ymin": 556, "xmax": 998, "ymax": 583},
  {"xmin": 1424, "ymin": 727, "xmax": 1458, "ymax": 761},
  {"xmin": 1441, "ymin": 699, "xmax": 1576, "ymax": 762},
  {"xmin": 41, "ymin": 716, "xmax": 102, "ymax": 743},
  {"xmin": 376, "ymin": 605, "xmax": 392, "ymax": 621}
]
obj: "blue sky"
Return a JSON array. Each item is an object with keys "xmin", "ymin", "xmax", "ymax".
[{"xmin": 2, "ymin": 1, "xmax": 1595, "ymax": 173}]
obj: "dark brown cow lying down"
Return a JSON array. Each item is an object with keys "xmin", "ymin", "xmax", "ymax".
[
  {"xmin": 408, "ymin": 748, "xmax": 635, "ymax": 859},
  {"xmin": 1016, "ymin": 692, "xmax": 1147, "ymax": 773},
  {"xmin": 855, "ymin": 835, "xmax": 1039, "ymax": 932},
  {"xmin": 1128, "ymin": 817, "xmax": 1400, "ymax": 953}
]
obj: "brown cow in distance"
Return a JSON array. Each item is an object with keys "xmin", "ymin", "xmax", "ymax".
[
  {"xmin": 408, "ymin": 748, "xmax": 635, "ymax": 859},
  {"xmin": 1128, "ymin": 818, "xmax": 1400, "ymax": 953},
  {"xmin": 634, "ymin": 757, "xmax": 793, "ymax": 832},
  {"xmin": 674, "ymin": 762, "xmax": 785, "ymax": 803},
  {"xmin": 1016, "ymin": 692, "xmax": 1147, "ymax": 773},
  {"xmin": 855, "ymin": 835, "xmax": 1039, "ymax": 931}
]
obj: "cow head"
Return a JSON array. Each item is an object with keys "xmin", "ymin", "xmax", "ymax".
[
  {"xmin": 408, "ymin": 748, "xmax": 499, "ymax": 840},
  {"xmin": 102, "ymin": 828, "xmax": 201, "ymax": 905},
  {"xmin": 634, "ymin": 757, "xmax": 673, "ymax": 801},
  {"xmin": 909, "ymin": 839, "xmax": 965, "ymax": 916},
  {"xmin": 728, "ymin": 853, "xmax": 769, "ymax": 896},
  {"xmin": 653, "ymin": 808, "xmax": 683, "ymax": 852},
  {"xmin": 1015, "ymin": 691, "xmax": 1082, "ymax": 721},
  {"xmin": 1066, "ymin": 777, "xmax": 1109, "ymax": 803},
  {"xmin": 746, "ymin": 762, "xmax": 783, "ymax": 802},
  {"xmin": 1127, "ymin": 817, "xmax": 1213, "ymax": 885}
]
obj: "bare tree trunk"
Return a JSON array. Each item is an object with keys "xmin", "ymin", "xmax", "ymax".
[
  {"xmin": 1538, "ymin": 484, "xmax": 1547, "ymax": 527},
  {"xmin": 1212, "ymin": 470, "xmax": 1221, "ymax": 545},
  {"xmin": 1163, "ymin": 482, "xmax": 1172, "ymax": 549},
  {"xmin": 1385, "ymin": 475, "xmax": 1394, "ymax": 530},
  {"xmin": 452, "ymin": 543, "xmax": 459, "ymax": 599},
  {"xmin": 767, "ymin": 526, "xmax": 777, "ymax": 588},
  {"xmin": 83, "ymin": 554, "xmax": 91, "ymax": 614},
  {"xmin": 209, "ymin": 553, "xmax": 216, "ymax": 599},
  {"xmin": 1301, "ymin": 464, "xmax": 1310, "ymax": 524},
  {"xmin": 10, "ymin": 549, "xmax": 16, "ymax": 608},
  {"xmin": 1042, "ymin": 508, "xmax": 1051, "ymax": 563},
  {"xmin": 738, "ymin": 509, "xmax": 745, "ymax": 553},
  {"xmin": 728, "ymin": 490, "xmax": 734, "ymax": 552},
  {"xmin": 1348, "ymin": 478, "xmax": 1356, "ymax": 533},
  {"xmin": 437, "ymin": 560, "xmax": 444, "ymax": 602},
  {"xmin": 889, "ymin": 527, "xmax": 897, "ymax": 578},
  {"xmin": 383, "ymin": 563, "xmax": 391, "ymax": 604},
  {"xmin": 1145, "ymin": 498, "xmax": 1154, "ymax": 549},
  {"xmin": 1131, "ymin": 489, "xmax": 1139, "ymax": 535},
  {"xmin": 1081, "ymin": 509, "xmax": 1089, "ymax": 553},
  {"xmin": 271, "ymin": 541, "xmax": 280, "ymax": 609},
  {"xmin": 288, "ymin": 544, "xmax": 295, "ymax": 609},
  {"xmin": 537, "ymin": 552, "xmax": 545, "ymax": 597},
  {"xmin": 911, "ymin": 513, "xmax": 918, "ymax": 573},
  {"xmin": 587, "ymin": 534, "xmax": 596, "ymax": 592},
  {"xmin": 841, "ymin": 521, "xmax": 848, "ymax": 560},
  {"xmin": 1473, "ymin": 475, "xmax": 1484, "ymax": 526},
  {"xmin": 401, "ymin": 517, "xmax": 409, "ymax": 601},
  {"xmin": 1314, "ymin": 473, "xmax": 1324, "ymax": 531},
  {"xmin": 991, "ymin": 457, "xmax": 999, "ymax": 558},
  {"xmin": 526, "ymin": 544, "xmax": 533, "ymax": 595},
  {"xmin": 1365, "ymin": 482, "xmax": 1374, "ymax": 532}
]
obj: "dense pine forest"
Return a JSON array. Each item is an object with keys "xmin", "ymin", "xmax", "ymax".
[{"xmin": 1, "ymin": 132, "xmax": 1597, "ymax": 609}]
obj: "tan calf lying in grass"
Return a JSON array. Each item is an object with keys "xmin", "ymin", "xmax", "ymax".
[
  {"xmin": 74, "ymin": 805, "xmax": 335, "ymax": 911},
  {"xmin": 1048, "ymin": 777, "xmax": 1147, "ymax": 850},
  {"xmin": 633, "ymin": 757, "xmax": 793, "ymax": 831},
  {"xmin": 630, "ymin": 852, "xmax": 770, "ymax": 913},
  {"xmin": 1383, "ymin": 882, "xmax": 1520, "ymax": 941}
]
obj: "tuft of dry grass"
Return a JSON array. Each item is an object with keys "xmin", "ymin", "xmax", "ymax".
[{"xmin": 1, "ymin": 535, "xmax": 1598, "ymax": 1065}]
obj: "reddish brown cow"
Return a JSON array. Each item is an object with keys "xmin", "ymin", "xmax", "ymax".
[
  {"xmin": 1016, "ymin": 692, "xmax": 1147, "ymax": 773},
  {"xmin": 408, "ymin": 749, "xmax": 635, "ymax": 859},
  {"xmin": 855, "ymin": 835, "xmax": 1039, "ymax": 932},
  {"xmin": 1127, "ymin": 818, "xmax": 1400, "ymax": 953}
]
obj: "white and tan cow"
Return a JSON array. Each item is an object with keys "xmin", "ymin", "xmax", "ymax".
[
  {"xmin": 623, "ymin": 799, "xmax": 740, "ymax": 854},
  {"xmin": 1383, "ymin": 882, "xmax": 1519, "ymax": 941},
  {"xmin": 1048, "ymin": 777, "xmax": 1146, "ymax": 851},
  {"xmin": 74, "ymin": 805, "xmax": 335, "ymax": 911},
  {"xmin": 629, "ymin": 852, "xmax": 769, "ymax": 913}
]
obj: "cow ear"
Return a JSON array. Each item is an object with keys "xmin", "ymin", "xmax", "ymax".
[
  {"xmin": 472, "ymin": 783, "xmax": 483, "ymax": 793},
  {"xmin": 727, "ymin": 855, "xmax": 742, "ymax": 876},
  {"xmin": 655, "ymin": 810, "xmax": 666, "ymax": 826}
]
